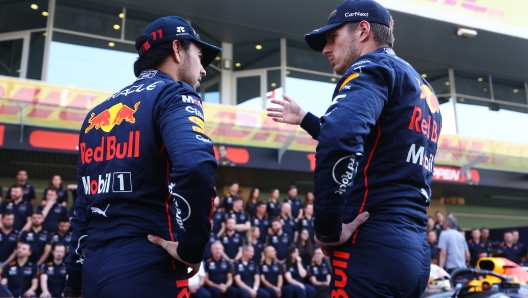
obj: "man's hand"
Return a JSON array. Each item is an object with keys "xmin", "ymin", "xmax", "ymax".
[
  {"xmin": 189, "ymin": 285, "xmax": 199, "ymax": 294},
  {"xmin": 314, "ymin": 212, "xmax": 369, "ymax": 256},
  {"xmin": 274, "ymin": 286, "xmax": 282, "ymax": 297},
  {"xmin": 219, "ymin": 284, "xmax": 228, "ymax": 293},
  {"xmin": 24, "ymin": 288, "xmax": 36, "ymax": 297},
  {"xmin": 147, "ymin": 235, "xmax": 201, "ymax": 278},
  {"xmin": 266, "ymin": 94, "xmax": 307, "ymax": 125},
  {"xmin": 39, "ymin": 290, "xmax": 51, "ymax": 298},
  {"xmin": 249, "ymin": 289, "xmax": 257, "ymax": 298}
]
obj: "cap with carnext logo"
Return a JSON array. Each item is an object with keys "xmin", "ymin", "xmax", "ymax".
[
  {"xmin": 138, "ymin": 16, "xmax": 221, "ymax": 67},
  {"xmin": 304, "ymin": 0, "xmax": 391, "ymax": 52}
]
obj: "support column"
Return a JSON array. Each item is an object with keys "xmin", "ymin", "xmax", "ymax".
[
  {"xmin": 280, "ymin": 38, "xmax": 287, "ymax": 95},
  {"xmin": 220, "ymin": 42, "xmax": 234, "ymax": 105},
  {"xmin": 448, "ymin": 68, "xmax": 459, "ymax": 134},
  {"xmin": 41, "ymin": 0, "xmax": 56, "ymax": 81}
]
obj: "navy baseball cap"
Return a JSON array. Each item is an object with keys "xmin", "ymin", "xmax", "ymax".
[
  {"xmin": 305, "ymin": 0, "xmax": 391, "ymax": 52},
  {"xmin": 138, "ymin": 16, "xmax": 221, "ymax": 67}
]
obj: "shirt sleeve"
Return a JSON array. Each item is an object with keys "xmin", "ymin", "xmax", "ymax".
[
  {"xmin": 313, "ymin": 60, "xmax": 395, "ymax": 241},
  {"xmin": 156, "ymin": 88, "xmax": 218, "ymax": 264},
  {"xmin": 1, "ymin": 265, "xmax": 8, "ymax": 279},
  {"xmin": 65, "ymin": 167, "xmax": 89, "ymax": 289},
  {"xmin": 300, "ymin": 112, "xmax": 321, "ymax": 140},
  {"xmin": 25, "ymin": 204, "xmax": 33, "ymax": 218},
  {"xmin": 438, "ymin": 233, "xmax": 446, "ymax": 249},
  {"xmin": 31, "ymin": 263, "xmax": 37, "ymax": 278}
]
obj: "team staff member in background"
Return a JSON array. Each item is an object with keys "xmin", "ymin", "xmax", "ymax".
[
  {"xmin": 65, "ymin": 15, "xmax": 220, "ymax": 297},
  {"xmin": 266, "ymin": 189, "xmax": 281, "ymax": 220},
  {"xmin": 5, "ymin": 170, "xmax": 36, "ymax": 204},
  {"xmin": 1, "ymin": 242, "xmax": 38, "ymax": 297},
  {"xmin": 266, "ymin": 218, "xmax": 290, "ymax": 264},
  {"xmin": 0, "ymin": 185, "xmax": 33, "ymax": 232},
  {"xmin": 278, "ymin": 203, "xmax": 296, "ymax": 244},
  {"xmin": 204, "ymin": 241, "xmax": 238, "ymax": 298},
  {"xmin": 0, "ymin": 212, "xmax": 18, "ymax": 266},
  {"xmin": 220, "ymin": 217, "xmax": 244, "ymax": 262},
  {"xmin": 232, "ymin": 245, "xmax": 269, "ymax": 298},
  {"xmin": 38, "ymin": 189, "xmax": 68, "ymax": 233},
  {"xmin": 226, "ymin": 196, "xmax": 251, "ymax": 237},
  {"xmin": 221, "ymin": 182, "xmax": 239, "ymax": 213},
  {"xmin": 252, "ymin": 202, "xmax": 270, "ymax": 243},
  {"xmin": 40, "ymin": 243, "xmax": 68, "ymax": 298},
  {"xmin": 283, "ymin": 186, "xmax": 302, "ymax": 220},
  {"xmin": 42, "ymin": 175, "xmax": 68, "ymax": 207},
  {"xmin": 283, "ymin": 247, "xmax": 315, "ymax": 298},
  {"xmin": 267, "ymin": 0, "xmax": 442, "ymax": 296},
  {"xmin": 307, "ymin": 248, "xmax": 331, "ymax": 289},
  {"xmin": 19, "ymin": 212, "xmax": 52, "ymax": 266},
  {"xmin": 259, "ymin": 246, "xmax": 295, "ymax": 298},
  {"xmin": 51, "ymin": 217, "xmax": 72, "ymax": 254}
]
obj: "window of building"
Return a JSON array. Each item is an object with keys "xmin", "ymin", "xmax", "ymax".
[
  {"xmin": 287, "ymin": 39, "xmax": 333, "ymax": 74},
  {"xmin": 454, "ymin": 70, "xmax": 491, "ymax": 99},
  {"xmin": 233, "ymin": 39, "xmax": 280, "ymax": 71}
]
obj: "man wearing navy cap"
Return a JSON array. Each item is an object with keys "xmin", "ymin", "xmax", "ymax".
[
  {"xmin": 267, "ymin": 0, "xmax": 441, "ymax": 296},
  {"xmin": 65, "ymin": 16, "xmax": 221, "ymax": 297}
]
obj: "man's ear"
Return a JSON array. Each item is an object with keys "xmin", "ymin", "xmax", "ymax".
[
  {"xmin": 358, "ymin": 21, "xmax": 371, "ymax": 41},
  {"xmin": 172, "ymin": 40, "xmax": 183, "ymax": 63}
]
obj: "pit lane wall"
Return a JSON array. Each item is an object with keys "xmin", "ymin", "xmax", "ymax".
[{"xmin": 1, "ymin": 75, "xmax": 528, "ymax": 175}]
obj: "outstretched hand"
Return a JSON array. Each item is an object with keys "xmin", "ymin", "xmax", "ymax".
[
  {"xmin": 148, "ymin": 235, "xmax": 201, "ymax": 278},
  {"xmin": 266, "ymin": 94, "xmax": 307, "ymax": 125},
  {"xmin": 314, "ymin": 212, "xmax": 370, "ymax": 256}
]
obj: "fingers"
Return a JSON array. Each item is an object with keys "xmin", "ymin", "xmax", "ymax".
[
  {"xmin": 266, "ymin": 107, "xmax": 284, "ymax": 112},
  {"xmin": 270, "ymin": 99, "xmax": 285, "ymax": 106},
  {"xmin": 282, "ymin": 94, "xmax": 292, "ymax": 102},
  {"xmin": 266, "ymin": 112, "xmax": 284, "ymax": 118},
  {"xmin": 147, "ymin": 234, "xmax": 167, "ymax": 250},
  {"xmin": 349, "ymin": 212, "xmax": 369, "ymax": 229}
]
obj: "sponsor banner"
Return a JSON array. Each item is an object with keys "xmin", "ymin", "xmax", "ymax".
[
  {"xmin": 1, "ymin": 77, "xmax": 528, "ymax": 173},
  {"xmin": 377, "ymin": 0, "xmax": 528, "ymax": 40},
  {"xmin": 433, "ymin": 165, "xmax": 480, "ymax": 184}
]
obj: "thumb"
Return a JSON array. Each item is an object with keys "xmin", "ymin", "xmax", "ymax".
[
  {"xmin": 282, "ymin": 94, "xmax": 292, "ymax": 102},
  {"xmin": 349, "ymin": 212, "xmax": 369, "ymax": 229},
  {"xmin": 356, "ymin": 211, "xmax": 369, "ymax": 223},
  {"xmin": 147, "ymin": 234, "xmax": 166, "ymax": 249}
]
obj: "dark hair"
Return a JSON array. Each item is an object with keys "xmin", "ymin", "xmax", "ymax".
[
  {"xmin": 347, "ymin": 16, "xmax": 395, "ymax": 47},
  {"xmin": 10, "ymin": 184, "xmax": 23, "ymax": 190},
  {"xmin": 255, "ymin": 201, "xmax": 266, "ymax": 208},
  {"xmin": 245, "ymin": 188, "xmax": 259, "ymax": 213},
  {"xmin": 285, "ymin": 246, "xmax": 298, "ymax": 268},
  {"xmin": 296, "ymin": 228, "xmax": 313, "ymax": 259},
  {"xmin": 133, "ymin": 36, "xmax": 192, "ymax": 77},
  {"xmin": 52, "ymin": 242, "xmax": 66, "ymax": 251},
  {"xmin": 33, "ymin": 211, "xmax": 43, "ymax": 216},
  {"xmin": 49, "ymin": 175, "xmax": 63, "ymax": 189},
  {"xmin": 58, "ymin": 217, "xmax": 70, "ymax": 224},
  {"xmin": 20, "ymin": 242, "xmax": 32, "ymax": 252},
  {"xmin": 46, "ymin": 188, "xmax": 58, "ymax": 195},
  {"xmin": 2, "ymin": 211, "xmax": 14, "ymax": 217}
]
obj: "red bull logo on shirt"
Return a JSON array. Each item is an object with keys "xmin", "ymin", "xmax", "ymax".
[
  {"xmin": 408, "ymin": 78, "xmax": 441, "ymax": 143},
  {"xmin": 416, "ymin": 78, "xmax": 440, "ymax": 113},
  {"xmin": 85, "ymin": 102, "xmax": 141, "ymax": 133}
]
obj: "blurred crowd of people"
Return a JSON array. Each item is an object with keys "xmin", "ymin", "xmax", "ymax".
[
  {"xmin": 192, "ymin": 182, "xmax": 330, "ymax": 298},
  {"xmin": 3, "ymin": 171, "xmax": 525, "ymax": 297},
  {"xmin": 0, "ymin": 170, "xmax": 73, "ymax": 297},
  {"xmin": 427, "ymin": 211, "xmax": 527, "ymax": 274}
]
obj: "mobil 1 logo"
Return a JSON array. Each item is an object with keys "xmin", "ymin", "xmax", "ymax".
[{"xmin": 81, "ymin": 172, "xmax": 133, "ymax": 195}]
